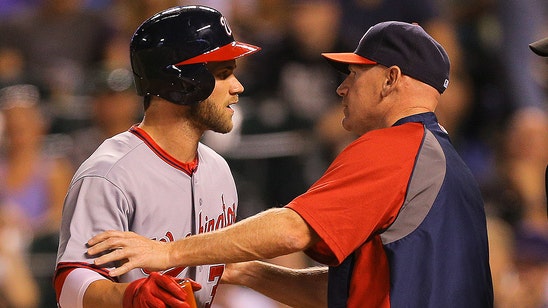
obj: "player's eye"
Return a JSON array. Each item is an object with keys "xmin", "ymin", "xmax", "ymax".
[{"xmin": 216, "ymin": 69, "xmax": 233, "ymax": 80}]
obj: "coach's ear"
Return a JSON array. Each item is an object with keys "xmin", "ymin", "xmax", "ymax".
[{"xmin": 381, "ymin": 65, "xmax": 402, "ymax": 97}]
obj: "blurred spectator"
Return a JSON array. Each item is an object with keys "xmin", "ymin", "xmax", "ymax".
[
  {"xmin": 69, "ymin": 68, "xmax": 141, "ymax": 166},
  {"xmin": 483, "ymin": 107, "xmax": 548, "ymax": 307},
  {"xmin": 5, "ymin": 0, "xmax": 112, "ymax": 134},
  {"xmin": 277, "ymin": 0, "xmax": 348, "ymax": 160},
  {"xmin": 446, "ymin": 0, "xmax": 506, "ymax": 173},
  {"xmin": 504, "ymin": 108, "xmax": 548, "ymax": 227},
  {"xmin": 0, "ymin": 84, "xmax": 73, "ymax": 235},
  {"xmin": 0, "ymin": 205, "xmax": 39, "ymax": 308},
  {"xmin": 484, "ymin": 108, "xmax": 548, "ymax": 226},
  {"xmin": 0, "ymin": 84, "xmax": 74, "ymax": 307},
  {"xmin": 0, "ymin": 21, "xmax": 43, "ymax": 91},
  {"xmin": 68, "ymin": 34, "xmax": 142, "ymax": 167}
]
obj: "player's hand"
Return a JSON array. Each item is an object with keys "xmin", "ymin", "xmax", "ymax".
[
  {"xmin": 87, "ymin": 230, "xmax": 173, "ymax": 277},
  {"xmin": 123, "ymin": 272, "xmax": 201, "ymax": 308}
]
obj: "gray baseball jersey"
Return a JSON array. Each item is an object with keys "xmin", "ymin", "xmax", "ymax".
[{"xmin": 55, "ymin": 126, "xmax": 237, "ymax": 308}]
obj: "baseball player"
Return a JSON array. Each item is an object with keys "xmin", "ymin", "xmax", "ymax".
[{"xmin": 53, "ymin": 6, "xmax": 259, "ymax": 308}]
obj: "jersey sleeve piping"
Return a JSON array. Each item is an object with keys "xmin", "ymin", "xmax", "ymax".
[{"xmin": 380, "ymin": 129, "xmax": 446, "ymax": 244}]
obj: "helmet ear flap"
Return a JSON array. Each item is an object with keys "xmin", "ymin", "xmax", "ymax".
[{"xmin": 161, "ymin": 63, "xmax": 215, "ymax": 105}]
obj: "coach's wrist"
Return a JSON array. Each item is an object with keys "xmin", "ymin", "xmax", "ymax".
[{"xmin": 166, "ymin": 241, "xmax": 183, "ymax": 269}]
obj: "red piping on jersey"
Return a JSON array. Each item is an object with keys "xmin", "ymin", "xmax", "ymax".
[{"xmin": 130, "ymin": 125, "xmax": 198, "ymax": 175}]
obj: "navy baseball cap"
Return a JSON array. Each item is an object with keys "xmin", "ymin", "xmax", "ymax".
[
  {"xmin": 529, "ymin": 37, "xmax": 548, "ymax": 57},
  {"xmin": 322, "ymin": 21, "xmax": 450, "ymax": 94}
]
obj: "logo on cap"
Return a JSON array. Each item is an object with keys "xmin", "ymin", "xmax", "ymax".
[{"xmin": 220, "ymin": 16, "xmax": 232, "ymax": 36}]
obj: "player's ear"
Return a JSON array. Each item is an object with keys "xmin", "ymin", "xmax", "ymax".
[{"xmin": 381, "ymin": 65, "xmax": 401, "ymax": 96}]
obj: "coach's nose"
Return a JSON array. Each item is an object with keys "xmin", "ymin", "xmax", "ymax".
[{"xmin": 336, "ymin": 76, "xmax": 350, "ymax": 97}]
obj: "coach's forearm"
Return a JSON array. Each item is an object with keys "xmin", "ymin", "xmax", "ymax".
[
  {"xmin": 169, "ymin": 208, "xmax": 318, "ymax": 267},
  {"xmin": 225, "ymin": 261, "xmax": 328, "ymax": 308}
]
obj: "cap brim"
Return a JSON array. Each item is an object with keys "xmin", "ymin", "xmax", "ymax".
[
  {"xmin": 529, "ymin": 37, "xmax": 548, "ymax": 57},
  {"xmin": 321, "ymin": 52, "xmax": 377, "ymax": 73},
  {"xmin": 176, "ymin": 41, "xmax": 261, "ymax": 66}
]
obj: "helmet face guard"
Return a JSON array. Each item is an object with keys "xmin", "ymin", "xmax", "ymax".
[{"xmin": 130, "ymin": 6, "xmax": 260, "ymax": 105}]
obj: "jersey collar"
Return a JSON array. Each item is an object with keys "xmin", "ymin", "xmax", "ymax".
[{"xmin": 130, "ymin": 125, "xmax": 199, "ymax": 175}]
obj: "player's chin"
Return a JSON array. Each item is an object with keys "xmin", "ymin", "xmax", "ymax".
[{"xmin": 211, "ymin": 121, "xmax": 233, "ymax": 134}]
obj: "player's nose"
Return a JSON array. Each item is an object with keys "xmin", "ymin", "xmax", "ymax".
[{"xmin": 230, "ymin": 76, "xmax": 244, "ymax": 95}]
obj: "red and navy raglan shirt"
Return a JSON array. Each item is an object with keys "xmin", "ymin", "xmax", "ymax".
[{"xmin": 287, "ymin": 112, "xmax": 493, "ymax": 307}]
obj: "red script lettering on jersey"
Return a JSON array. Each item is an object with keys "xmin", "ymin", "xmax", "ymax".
[{"xmin": 199, "ymin": 195, "xmax": 236, "ymax": 234}]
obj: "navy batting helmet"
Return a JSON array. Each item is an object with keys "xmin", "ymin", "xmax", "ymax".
[{"xmin": 130, "ymin": 6, "xmax": 260, "ymax": 105}]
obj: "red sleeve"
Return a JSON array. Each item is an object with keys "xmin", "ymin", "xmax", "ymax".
[{"xmin": 286, "ymin": 123, "xmax": 424, "ymax": 266}]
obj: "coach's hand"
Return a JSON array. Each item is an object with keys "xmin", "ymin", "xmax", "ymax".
[
  {"xmin": 123, "ymin": 272, "xmax": 201, "ymax": 308},
  {"xmin": 87, "ymin": 230, "xmax": 173, "ymax": 277}
]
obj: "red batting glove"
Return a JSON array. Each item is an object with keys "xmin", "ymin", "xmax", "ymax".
[{"xmin": 123, "ymin": 272, "xmax": 201, "ymax": 308}]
